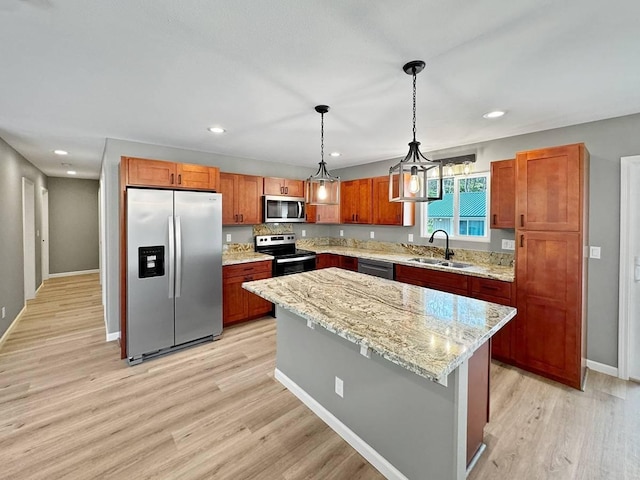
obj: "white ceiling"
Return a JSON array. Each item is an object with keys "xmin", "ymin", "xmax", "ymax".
[{"xmin": 1, "ymin": 0, "xmax": 640, "ymax": 179}]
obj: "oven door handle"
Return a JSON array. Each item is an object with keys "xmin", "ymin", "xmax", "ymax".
[{"xmin": 276, "ymin": 255, "xmax": 316, "ymax": 264}]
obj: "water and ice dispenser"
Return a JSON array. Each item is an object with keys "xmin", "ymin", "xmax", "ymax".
[{"xmin": 138, "ymin": 246, "xmax": 165, "ymax": 278}]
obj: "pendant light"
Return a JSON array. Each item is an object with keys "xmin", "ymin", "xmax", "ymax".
[
  {"xmin": 306, "ymin": 105, "xmax": 340, "ymax": 205},
  {"xmin": 389, "ymin": 61, "xmax": 443, "ymax": 202}
]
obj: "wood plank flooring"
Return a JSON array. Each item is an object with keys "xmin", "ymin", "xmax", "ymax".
[{"xmin": 0, "ymin": 274, "xmax": 638, "ymax": 479}]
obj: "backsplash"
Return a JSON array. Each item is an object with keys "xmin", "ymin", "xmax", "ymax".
[
  {"xmin": 252, "ymin": 223, "xmax": 294, "ymax": 235},
  {"xmin": 296, "ymin": 237, "xmax": 514, "ymax": 267}
]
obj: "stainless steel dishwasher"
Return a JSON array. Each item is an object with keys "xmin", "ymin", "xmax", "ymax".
[{"xmin": 357, "ymin": 258, "xmax": 394, "ymax": 279}]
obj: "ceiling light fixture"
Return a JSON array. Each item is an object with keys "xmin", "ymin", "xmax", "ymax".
[
  {"xmin": 67, "ymin": 170, "xmax": 77, "ymax": 175},
  {"xmin": 54, "ymin": 150, "xmax": 68, "ymax": 155},
  {"xmin": 389, "ymin": 60, "xmax": 442, "ymax": 202},
  {"xmin": 330, "ymin": 152, "xmax": 341, "ymax": 157},
  {"xmin": 207, "ymin": 126, "xmax": 225, "ymax": 134},
  {"xmin": 482, "ymin": 110, "xmax": 505, "ymax": 119},
  {"xmin": 306, "ymin": 105, "xmax": 340, "ymax": 205}
]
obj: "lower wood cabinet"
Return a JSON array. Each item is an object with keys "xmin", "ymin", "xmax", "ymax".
[
  {"xmin": 223, "ymin": 261, "xmax": 273, "ymax": 326},
  {"xmin": 340, "ymin": 256, "xmax": 358, "ymax": 271},
  {"xmin": 467, "ymin": 341, "xmax": 490, "ymax": 466},
  {"xmin": 316, "ymin": 253, "xmax": 340, "ymax": 269},
  {"xmin": 395, "ymin": 264, "xmax": 469, "ymax": 296}
]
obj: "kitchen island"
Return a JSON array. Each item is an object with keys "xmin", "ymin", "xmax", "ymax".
[{"xmin": 243, "ymin": 268, "xmax": 516, "ymax": 480}]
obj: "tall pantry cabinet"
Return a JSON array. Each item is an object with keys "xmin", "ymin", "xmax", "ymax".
[{"xmin": 515, "ymin": 143, "xmax": 589, "ymax": 389}]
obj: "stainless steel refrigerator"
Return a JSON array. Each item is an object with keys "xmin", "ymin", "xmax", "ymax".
[{"xmin": 126, "ymin": 188, "xmax": 222, "ymax": 364}]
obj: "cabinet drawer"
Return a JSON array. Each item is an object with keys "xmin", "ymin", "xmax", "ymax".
[
  {"xmin": 469, "ymin": 277, "xmax": 513, "ymax": 305},
  {"xmin": 223, "ymin": 260, "xmax": 272, "ymax": 279}
]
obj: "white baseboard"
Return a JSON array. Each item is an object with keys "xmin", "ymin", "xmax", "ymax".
[
  {"xmin": 106, "ymin": 330, "xmax": 121, "ymax": 342},
  {"xmin": 0, "ymin": 305, "xmax": 27, "ymax": 351},
  {"xmin": 274, "ymin": 368, "xmax": 408, "ymax": 480},
  {"xmin": 586, "ymin": 360, "xmax": 618, "ymax": 378},
  {"xmin": 49, "ymin": 269, "xmax": 99, "ymax": 278}
]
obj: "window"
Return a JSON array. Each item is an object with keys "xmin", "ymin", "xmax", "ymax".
[{"xmin": 421, "ymin": 172, "xmax": 490, "ymax": 241}]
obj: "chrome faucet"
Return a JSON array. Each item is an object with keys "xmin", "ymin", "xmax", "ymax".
[{"xmin": 428, "ymin": 229, "xmax": 454, "ymax": 260}]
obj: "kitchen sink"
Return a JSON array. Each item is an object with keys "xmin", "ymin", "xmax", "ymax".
[
  {"xmin": 408, "ymin": 257, "xmax": 443, "ymax": 265},
  {"xmin": 408, "ymin": 258, "xmax": 471, "ymax": 269}
]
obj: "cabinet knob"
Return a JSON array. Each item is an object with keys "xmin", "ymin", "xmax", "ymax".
[
  {"xmin": 520, "ymin": 214, "xmax": 525, "ymax": 227},
  {"xmin": 493, "ymin": 214, "xmax": 497, "ymax": 225},
  {"xmin": 178, "ymin": 174, "xmax": 182, "ymax": 185},
  {"xmin": 171, "ymin": 173, "xmax": 175, "ymax": 184}
]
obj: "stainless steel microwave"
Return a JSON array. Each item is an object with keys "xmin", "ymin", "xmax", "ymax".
[{"xmin": 263, "ymin": 195, "xmax": 306, "ymax": 223}]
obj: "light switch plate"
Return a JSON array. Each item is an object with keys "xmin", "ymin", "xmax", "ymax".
[
  {"xmin": 370, "ymin": 231, "xmax": 375, "ymax": 239},
  {"xmin": 501, "ymin": 239, "xmax": 515, "ymax": 250},
  {"xmin": 590, "ymin": 246, "xmax": 601, "ymax": 259},
  {"xmin": 301, "ymin": 230, "xmax": 306, "ymax": 237},
  {"xmin": 1, "ymin": 307, "xmax": 5, "ymax": 319},
  {"xmin": 335, "ymin": 377, "xmax": 344, "ymax": 398},
  {"xmin": 340, "ymin": 230, "xmax": 344, "ymax": 237},
  {"xmin": 226, "ymin": 234, "xmax": 231, "ymax": 243},
  {"xmin": 408, "ymin": 233, "xmax": 414, "ymax": 242}
]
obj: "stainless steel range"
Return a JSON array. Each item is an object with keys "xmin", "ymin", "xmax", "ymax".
[{"xmin": 255, "ymin": 234, "xmax": 316, "ymax": 276}]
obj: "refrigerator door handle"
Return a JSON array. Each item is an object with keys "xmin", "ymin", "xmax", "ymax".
[
  {"xmin": 175, "ymin": 216, "xmax": 182, "ymax": 298},
  {"xmin": 167, "ymin": 216, "xmax": 175, "ymax": 299}
]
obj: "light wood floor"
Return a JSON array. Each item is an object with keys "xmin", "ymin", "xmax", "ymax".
[{"xmin": 0, "ymin": 274, "xmax": 638, "ymax": 479}]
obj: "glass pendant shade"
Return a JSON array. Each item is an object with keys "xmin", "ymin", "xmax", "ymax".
[
  {"xmin": 389, "ymin": 141, "xmax": 443, "ymax": 202},
  {"xmin": 306, "ymin": 105, "xmax": 340, "ymax": 205},
  {"xmin": 389, "ymin": 60, "xmax": 443, "ymax": 203}
]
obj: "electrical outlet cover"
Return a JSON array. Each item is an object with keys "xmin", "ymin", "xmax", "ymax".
[
  {"xmin": 301, "ymin": 230, "xmax": 306, "ymax": 237},
  {"xmin": 335, "ymin": 377, "xmax": 344, "ymax": 398},
  {"xmin": 226, "ymin": 234, "xmax": 232, "ymax": 243},
  {"xmin": 408, "ymin": 233, "xmax": 414, "ymax": 242},
  {"xmin": 339, "ymin": 230, "xmax": 344, "ymax": 237},
  {"xmin": 370, "ymin": 231, "xmax": 375, "ymax": 239}
]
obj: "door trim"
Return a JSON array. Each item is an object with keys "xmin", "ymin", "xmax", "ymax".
[
  {"xmin": 22, "ymin": 178, "xmax": 36, "ymax": 303},
  {"xmin": 41, "ymin": 188, "xmax": 49, "ymax": 281},
  {"xmin": 619, "ymin": 155, "xmax": 640, "ymax": 380}
]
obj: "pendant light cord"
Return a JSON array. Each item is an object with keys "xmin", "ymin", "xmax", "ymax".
[
  {"xmin": 320, "ymin": 111, "xmax": 325, "ymax": 164},
  {"xmin": 412, "ymin": 69, "xmax": 417, "ymax": 143}
]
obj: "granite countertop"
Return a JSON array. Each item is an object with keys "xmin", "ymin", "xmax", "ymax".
[
  {"xmin": 222, "ymin": 251, "xmax": 273, "ymax": 266},
  {"xmin": 304, "ymin": 246, "xmax": 515, "ymax": 282},
  {"xmin": 243, "ymin": 268, "xmax": 517, "ymax": 384}
]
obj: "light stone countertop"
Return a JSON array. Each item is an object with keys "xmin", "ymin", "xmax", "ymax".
[
  {"xmin": 305, "ymin": 246, "xmax": 515, "ymax": 282},
  {"xmin": 243, "ymin": 268, "xmax": 517, "ymax": 383},
  {"xmin": 222, "ymin": 251, "xmax": 273, "ymax": 266}
]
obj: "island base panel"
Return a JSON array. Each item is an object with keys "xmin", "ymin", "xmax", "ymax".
[{"xmin": 274, "ymin": 307, "xmax": 469, "ymax": 480}]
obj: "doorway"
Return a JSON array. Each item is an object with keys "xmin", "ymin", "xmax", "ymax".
[
  {"xmin": 22, "ymin": 178, "xmax": 36, "ymax": 302},
  {"xmin": 42, "ymin": 188, "xmax": 49, "ymax": 281},
  {"xmin": 619, "ymin": 155, "xmax": 640, "ymax": 381}
]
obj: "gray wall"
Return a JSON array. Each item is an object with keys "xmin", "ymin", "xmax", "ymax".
[
  {"xmin": 333, "ymin": 112, "xmax": 640, "ymax": 368},
  {"xmin": 0, "ymin": 137, "xmax": 48, "ymax": 338},
  {"xmin": 101, "ymin": 138, "xmax": 316, "ymax": 336},
  {"xmin": 47, "ymin": 177, "xmax": 99, "ymax": 274}
]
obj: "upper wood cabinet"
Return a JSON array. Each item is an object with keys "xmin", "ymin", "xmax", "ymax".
[
  {"xmin": 341, "ymin": 179, "xmax": 372, "ymax": 224},
  {"xmin": 219, "ymin": 173, "xmax": 263, "ymax": 225},
  {"xmin": 305, "ymin": 204, "xmax": 341, "ymax": 224},
  {"xmin": 515, "ymin": 144, "xmax": 585, "ymax": 231},
  {"xmin": 372, "ymin": 176, "xmax": 414, "ymax": 226},
  {"xmin": 490, "ymin": 159, "xmax": 515, "ymax": 229},
  {"xmin": 263, "ymin": 177, "xmax": 305, "ymax": 197},
  {"xmin": 124, "ymin": 157, "xmax": 219, "ymax": 191}
]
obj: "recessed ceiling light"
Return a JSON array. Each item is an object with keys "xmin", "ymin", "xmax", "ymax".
[
  {"xmin": 207, "ymin": 127, "xmax": 226, "ymax": 134},
  {"xmin": 54, "ymin": 150, "xmax": 69, "ymax": 155},
  {"xmin": 67, "ymin": 170, "xmax": 77, "ymax": 175},
  {"xmin": 482, "ymin": 110, "xmax": 506, "ymax": 119},
  {"xmin": 330, "ymin": 152, "xmax": 341, "ymax": 157}
]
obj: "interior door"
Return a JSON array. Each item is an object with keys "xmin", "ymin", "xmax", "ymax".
[
  {"xmin": 174, "ymin": 191, "xmax": 223, "ymax": 344},
  {"xmin": 620, "ymin": 155, "xmax": 640, "ymax": 381},
  {"xmin": 22, "ymin": 178, "xmax": 36, "ymax": 301}
]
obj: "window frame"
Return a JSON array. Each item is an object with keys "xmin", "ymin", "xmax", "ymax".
[{"xmin": 420, "ymin": 171, "xmax": 491, "ymax": 243}]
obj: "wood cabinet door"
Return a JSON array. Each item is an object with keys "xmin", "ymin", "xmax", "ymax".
[
  {"xmin": 177, "ymin": 164, "xmax": 219, "ymax": 190},
  {"xmin": 372, "ymin": 176, "xmax": 415, "ymax": 226},
  {"xmin": 263, "ymin": 177, "xmax": 285, "ymax": 195},
  {"xmin": 247, "ymin": 271, "xmax": 273, "ymax": 317},
  {"xmin": 316, "ymin": 204, "xmax": 340, "ymax": 223},
  {"xmin": 305, "ymin": 204, "xmax": 317, "ymax": 223},
  {"xmin": 127, "ymin": 158, "xmax": 176, "ymax": 187},
  {"xmin": 340, "ymin": 180, "xmax": 357, "ymax": 223},
  {"xmin": 516, "ymin": 144, "xmax": 583, "ymax": 232},
  {"xmin": 285, "ymin": 179, "xmax": 305, "ymax": 197},
  {"xmin": 237, "ymin": 175, "xmax": 263, "ymax": 224},
  {"xmin": 356, "ymin": 178, "xmax": 373, "ymax": 224},
  {"xmin": 219, "ymin": 173, "xmax": 238, "ymax": 225},
  {"xmin": 490, "ymin": 159, "xmax": 515, "ymax": 229},
  {"xmin": 222, "ymin": 274, "xmax": 247, "ymax": 325},
  {"xmin": 515, "ymin": 231, "xmax": 582, "ymax": 388},
  {"xmin": 339, "ymin": 256, "xmax": 358, "ymax": 271}
]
